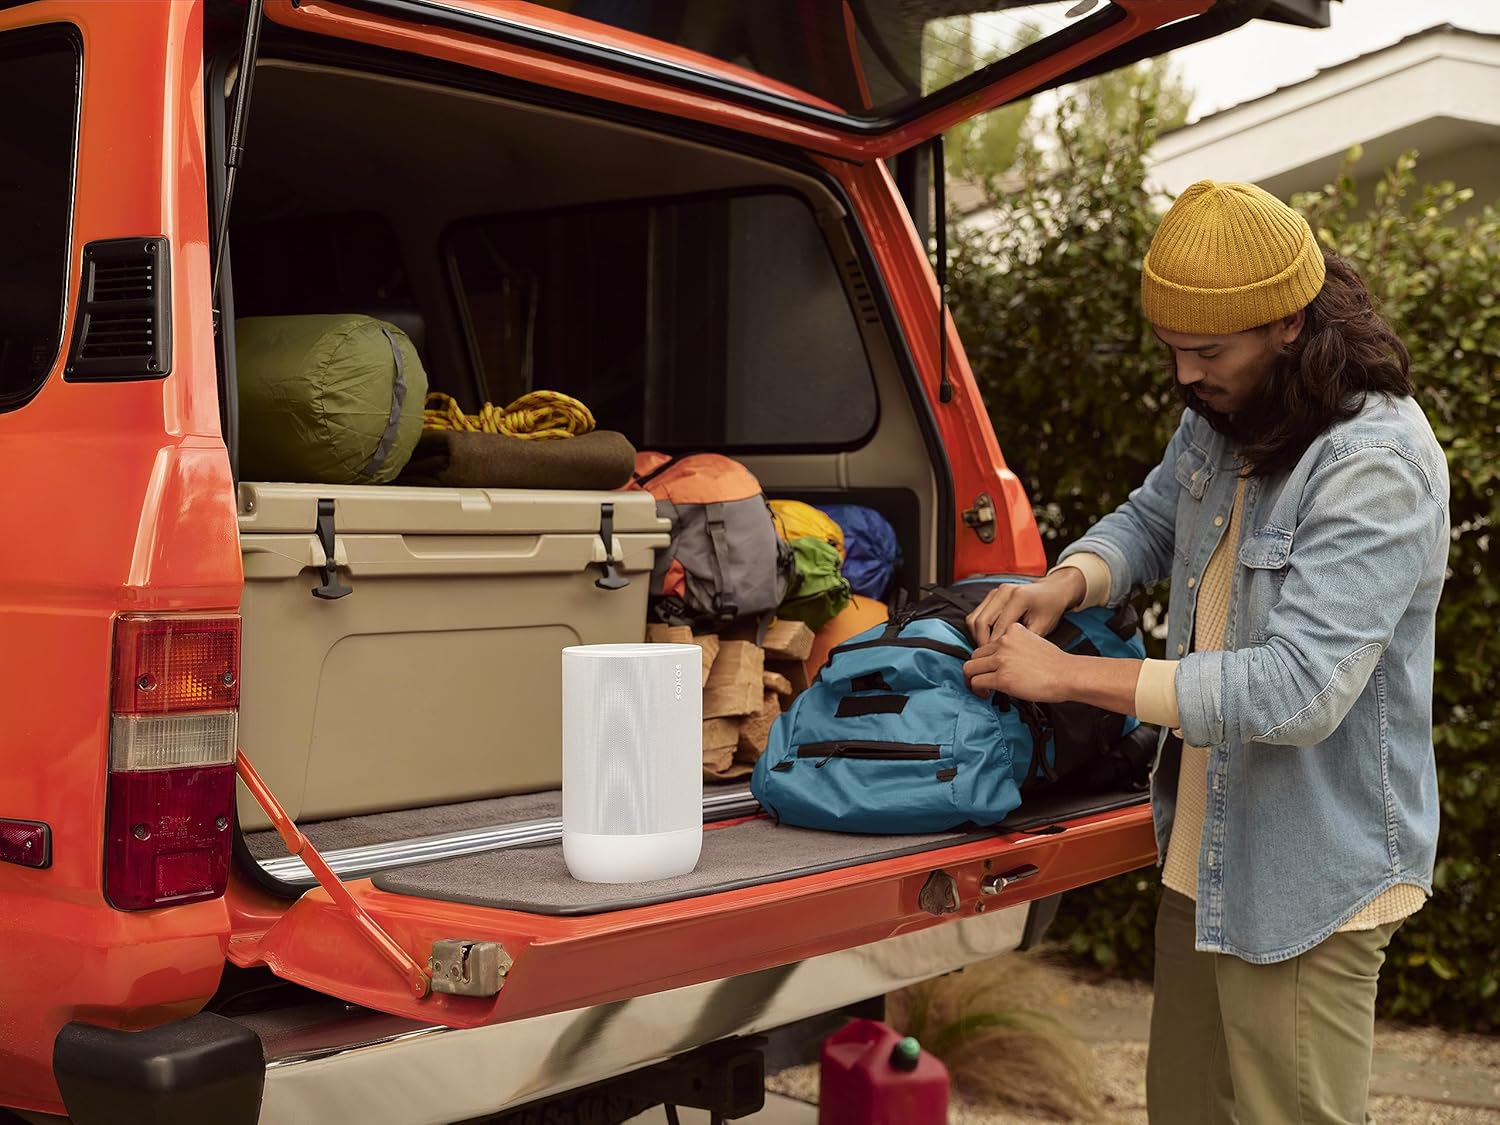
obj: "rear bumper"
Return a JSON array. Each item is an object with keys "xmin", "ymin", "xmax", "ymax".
[
  {"xmin": 45, "ymin": 899, "xmax": 1026, "ymax": 1124},
  {"xmin": 53, "ymin": 1013, "xmax": 264, "ymax": 1125},
  {"xmin": 250, "ymin": 904, "xmax": 1027, "ymax": 1124}
]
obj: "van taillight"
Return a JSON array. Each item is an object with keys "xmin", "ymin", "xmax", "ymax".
[{"xmin": 105, "ymin": 615, "xmax": 240, "ymax": 911}]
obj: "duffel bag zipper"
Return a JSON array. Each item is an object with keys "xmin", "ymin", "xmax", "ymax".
[{"xmin": 796, "ymin": 741, "xmax": 942, "ymax": 769}]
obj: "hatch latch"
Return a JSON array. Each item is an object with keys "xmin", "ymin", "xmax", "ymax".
[
  {"xmin": 430, "ymin": 939, "xmax": 513, "ymax": 997},
  {"xmin": 962, "ymin": 493, "xmax": 997, "ymax": 544}
]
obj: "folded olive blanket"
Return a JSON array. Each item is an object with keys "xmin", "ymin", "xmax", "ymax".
[{"xmin": 397, "ymin": 428, "xmax": 637, "ymax": 490}]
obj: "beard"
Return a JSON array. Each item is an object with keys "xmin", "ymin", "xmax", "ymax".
[
  {"xmin": 1176, "ymin": 364, "xmax": 1283, "ymax": 448},
  {"xmin": 1178, "ymin": 380, "xmax": 1244, "ymax": 439}
]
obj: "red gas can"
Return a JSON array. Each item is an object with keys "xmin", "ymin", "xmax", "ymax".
[{"xmin": 818, "ymin": 1018, "xmax": 950, "ymax": 1124}]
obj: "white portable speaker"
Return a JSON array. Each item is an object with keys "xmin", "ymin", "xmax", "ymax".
[{"xmin": 561, "ymin": 643, "xmax": 703, "ymax": 883}]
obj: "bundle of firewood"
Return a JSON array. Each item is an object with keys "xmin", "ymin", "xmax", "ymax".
[{"xmin": 646, "ymin": 619, "xmax": 815, "ymax": 782}]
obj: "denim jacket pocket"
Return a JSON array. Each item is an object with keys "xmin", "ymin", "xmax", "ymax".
[
  {"xmin": 1174, "ymin": 447, "xmax": 1215, "ymax": 500},
  {"xmin": 1174, "ymin": 447, "xmax": 1216, "ymax": 563},
  {"xmin": 1238, "ymin": 527, "xmax": 1293, "ymax": 642}
]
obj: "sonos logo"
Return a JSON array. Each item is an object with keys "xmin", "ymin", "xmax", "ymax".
[{"xmin": 673, "ymin": 662, "xmax": 683, "ymax": 700}]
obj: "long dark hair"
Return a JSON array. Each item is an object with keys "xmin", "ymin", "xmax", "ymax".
[{"xmin": 1179, "ymin": 250, "xmax": 1413, "ymax": 476}]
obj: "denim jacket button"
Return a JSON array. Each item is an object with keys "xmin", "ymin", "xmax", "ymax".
[
  {"xmin": 1187, "ymin": 576, "xmax": 1197, "ymax": 588},
  {"xmin": 1214, "ymin": 515, "xmax": 1225, "ymax": 527},
  {"xmin": 1176, "ymin": 643, "xmax": 1186, "ymax": 656}
]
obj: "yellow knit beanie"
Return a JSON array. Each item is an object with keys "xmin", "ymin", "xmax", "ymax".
[{"xmin": 1141, "ymin": 180, "xmax": 1326, "ymax": 335}]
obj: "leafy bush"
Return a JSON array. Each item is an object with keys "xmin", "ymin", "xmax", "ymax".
[{"xmin": 948, "ymin": 98, "xmax": 1499, "ymax": 1030}]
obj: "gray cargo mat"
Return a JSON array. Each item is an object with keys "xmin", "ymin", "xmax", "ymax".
[
  {"xmin": 371, "ymin": 818, "xmax": 991, "ymax": 915},
  {"xmin": 244, "ymin": 785, "xmax": 1147, "ymax": 863}
]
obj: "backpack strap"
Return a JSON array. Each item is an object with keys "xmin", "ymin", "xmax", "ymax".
[
  {"xmin": 829, "ymin": 636, "xmax": 971, "ymax": 662},
  {"xmin": 1045, "ymin": 619, "xmax": 1085, "ymax": 650},
  {"xmin": 632, "ymin": 452, "xmax": 687, "ymax": 490},
  {"xmin": 1014, "ymin": 699, "xmax": 1058, "ymax": 790},
  {"xmin": 703, "ymin": 500, "xmax": 738, "ymax": 623},
  {"xmin": 1106, "ymin": 602, "xmax": 1141, "ymax": 640}
]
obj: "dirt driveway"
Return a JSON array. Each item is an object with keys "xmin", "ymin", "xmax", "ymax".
[{"xmin": 767, "ymin": 971, "xmax": 1500, "ymax": 1123}]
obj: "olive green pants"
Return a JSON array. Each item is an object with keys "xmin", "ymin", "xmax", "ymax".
[{"xmin": 1146, "ymin": 888, "xmax": 1400, "ymax": 1125}]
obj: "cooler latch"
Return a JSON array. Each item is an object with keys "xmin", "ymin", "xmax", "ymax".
[
  {"xmin": 312, "ymin": 498, "xmax": 352, "ymax": 600},
  {"xmin": 595, "ymin": 502, "xmax": 630, "ymax": 591}
]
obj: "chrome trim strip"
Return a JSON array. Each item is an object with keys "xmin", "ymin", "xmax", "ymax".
[
  {"xmin": 257, "ymin": 785, "xmax": 760, "ymax": 884},
  {"xmin": 252, "ymin": 906, "xmax": 1029, "ymax": 1124}
]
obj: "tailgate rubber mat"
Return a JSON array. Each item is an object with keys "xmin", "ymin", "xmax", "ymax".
[{"xmin": 371, "ymin": 818, "xmax": 992, "ymax": 915}]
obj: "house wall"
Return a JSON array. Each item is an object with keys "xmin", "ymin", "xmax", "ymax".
[{"xmin": 1346, "ymin": 143, "xmax": 1500, "ymax": 223}]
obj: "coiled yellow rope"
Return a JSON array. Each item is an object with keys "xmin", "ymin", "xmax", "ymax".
[{"xmin": 423, "ymin": 390, "xmax": 595, "ymax": 440}]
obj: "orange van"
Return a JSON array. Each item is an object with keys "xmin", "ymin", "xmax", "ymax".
[{"xmin": 0, "ymin": 1, "xmax": 1323, "ymax": 1121}]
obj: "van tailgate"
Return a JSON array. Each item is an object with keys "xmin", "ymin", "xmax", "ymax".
[{"xmin": 226, "ymin": 788, "xmax": 1153, "ymax": 1027}]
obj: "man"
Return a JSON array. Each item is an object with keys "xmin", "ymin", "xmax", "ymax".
[{"xmin": 963, "ymin": 181, "xmax": 1447, "ymax": 1124}]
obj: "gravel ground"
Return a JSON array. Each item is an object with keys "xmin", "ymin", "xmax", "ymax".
[{"xmin": 765, "ymin": 971, "xmax": 1500, "ymax": 1124}]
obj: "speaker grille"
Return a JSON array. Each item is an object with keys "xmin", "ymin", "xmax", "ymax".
[{"xmin": 563, "ymin": 646, "xmax": 702, "ymax": 837}]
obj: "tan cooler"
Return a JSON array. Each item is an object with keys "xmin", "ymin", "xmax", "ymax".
[{"xmin": 235, "ymin": 482, "xmax": 668, "ymax": 830}]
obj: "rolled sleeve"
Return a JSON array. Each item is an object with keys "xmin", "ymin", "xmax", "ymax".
[
  {"xmin": 1049, "ymin": 553, "xmax": 1112, "ymax": 610},
  {"xmin": 1134, "ymin": 658, "xmax": 1182, "ymax": 729},
  {"xmin": 1174, "ymin": 652, "xmax": 1223, "ymax": 748}
]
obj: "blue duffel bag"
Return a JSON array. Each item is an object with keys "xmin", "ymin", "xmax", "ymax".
[{"xmin": 750, "ymin": 576, "xmax": 1148, "ymax": 834}]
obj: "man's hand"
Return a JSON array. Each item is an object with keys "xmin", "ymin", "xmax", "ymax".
[
  {"xmin": 964, "ymin": 623, "xmax": 1074, "ymax": 704},
  {"xmin": 965, "ymin": 568, "xmax": 1086, "ymax": 647}
]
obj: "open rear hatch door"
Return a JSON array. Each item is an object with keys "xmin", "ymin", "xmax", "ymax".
[{"xmin": 265, "ymin": 0, "xmax": 1216, "ymax": 159}]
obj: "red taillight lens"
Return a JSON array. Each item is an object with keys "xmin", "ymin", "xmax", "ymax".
[
  {"xmin": 105, "ymin": 614, "xmax": 240, "ymax": 911},
  {"xmin": 104, "ymin": 767, "xmax": 234, "ymax": 909}
]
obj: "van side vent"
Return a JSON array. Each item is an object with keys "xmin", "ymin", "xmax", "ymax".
[
  {"xmin": 65, "ymin": 238, "xmax": 172, "ymax": 381},
  {"xmin": 842, "ymin": 257, "xmax": 882, "ymax": 327}
]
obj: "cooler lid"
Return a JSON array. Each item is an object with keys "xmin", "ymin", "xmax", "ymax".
[{"xmin": 238, "ymin": 483, "xmax": 665, "ymax": 536}]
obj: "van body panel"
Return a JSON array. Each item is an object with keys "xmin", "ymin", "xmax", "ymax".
[
  {"xmin": 830, "ymin": 155, "xmax": 1048, "ymax": 578},
  {"xmin": 0, "ymin": 1, "xmax": 243, "ymax": 1114}
]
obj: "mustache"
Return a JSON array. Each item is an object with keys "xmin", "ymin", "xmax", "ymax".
[{"xmin": 1173, "ymin": 367, "xmax": 1278, "ymax": 445}]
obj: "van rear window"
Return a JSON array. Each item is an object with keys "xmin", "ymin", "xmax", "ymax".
[
  {"xmin": 0, "ymin": 27, "xmax": 80, "ymax": 410},
  {"xmin": 449, "ymin": 191, "xmax": 878, "ymax": 451}
]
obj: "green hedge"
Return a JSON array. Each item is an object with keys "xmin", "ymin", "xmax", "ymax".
[{"xmin": 948, "ymin": 101, "xmax": 1499, "ymax": 1030}]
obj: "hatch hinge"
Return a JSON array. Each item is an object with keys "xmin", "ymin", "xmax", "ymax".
[
  {"xmin": 962, "ymin": 493, "xmax": 997, "ymax": 544},
  {"xmin": 595, "ymin": 502, "xmax": 630, "ymax": 590},
  {"xmin": 312, "ymin": 498, "xmax": 352, "ymax": 600},
  {"xmin": 430, "ymin": 939, "xmax": 514, "ymax": 997},
  {"xmin": 236, "ymin": 752, "xmax": 431, "ymax": 999}
]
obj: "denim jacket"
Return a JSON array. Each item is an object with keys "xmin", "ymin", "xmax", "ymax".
[{"xmin": 1060, "ymin": 394, "xmax": 1448, "ymax": 962}]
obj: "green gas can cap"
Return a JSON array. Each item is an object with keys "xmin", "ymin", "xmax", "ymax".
[{"xmin": 890, "ymin": 1036, "xmax": 922, "ymax": 1071}]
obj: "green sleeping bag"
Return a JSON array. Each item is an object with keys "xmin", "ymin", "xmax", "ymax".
[{"xmin": 236, "ymin": 314, "xmax": 429, "ymax": 484}]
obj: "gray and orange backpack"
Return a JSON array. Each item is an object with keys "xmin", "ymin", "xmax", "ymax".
[{"xmin": 627, "ymin": 452, "xmax": 794, "ymax": 631}]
